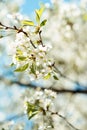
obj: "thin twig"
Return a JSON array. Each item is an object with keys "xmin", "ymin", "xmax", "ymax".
[
  {"xmin": 39, "ymin": 30, "xmax": 44, "ymax": 47},
  {"xmin": 58, "ymin": 113, "xmax": 81, "ymax": 130},
  {"xmin": 51, "ymin": 112, "xmax": 81, "ymax": 130},
  {"xmin": 0, "ymin": 22, "xmax": 36, "ymax": 48},
  {"xmin": 54, "ymin": 65, "xmax": 85, "ymax": 87}
]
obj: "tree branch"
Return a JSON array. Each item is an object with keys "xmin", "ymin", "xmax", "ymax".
[
  {"xmin": 51, "ymin": 112, "xmax": 81, "ymax": 130},
  {"xmin": 39, "ymin": 30, "xmax": 44, "ymax": 47},
  {"xmin": 0, "ymin": 22, "xmax": 36, "ymax": 48},
  {"xmin": 0, "ymin": 75, "xmax": 87, "ymax": 94},
  {"xmin": 0, "ymin": 22, "xmax": 84, "ymax": 87}
]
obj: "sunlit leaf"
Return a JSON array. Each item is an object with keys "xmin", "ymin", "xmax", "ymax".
[
  {"xmin": 16, "ymin": 49, "xmax": 23, "ymax": 55},
  {"xmin": 15, "ymin": 63, "xmax": 29, "ymax": 72},
  {"xmin": 21, "ymin": 20, "xmax": 34, "ymax": 26},
  {"xmin": 35, "ymin": 6, "xmax": 44, "ymax": 23},
  {"xmin": 44, "ymin": 73, "xmax": 51, "ymax": 80},
  {"xmin": 38, "ymin": 7, "xmax": 44, "ymax": 17},
  {"xmin": 35, "ymin": 10, "xmax": 40, "ymax": 23}
]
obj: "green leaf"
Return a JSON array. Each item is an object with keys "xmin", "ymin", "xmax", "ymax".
[
  {"xmin": 40, "ymin": 19, "xmax": 47, "ymax": 27},
  {"xmin": 35, "ymin": 10, "xmax": 40, "ymax": 23},
  {"xmin": 16, "ymin": 49, "xmax": 23, "ymax": 55},
  {"xmin": 44, "ymin": 73, "xmax": 51, "ymax": 80},
  {"xmin": 28, "ymin": 110, "xmax": 39, "ymax": 120},
  {"xmin": 17, "ymin": 56, "xmax": 27, "ymax": 61},
  {"xmin": 53, "ymin": 75, "xmax": 59, "ymax": 80},
  {"xmin": 26, "ymin": 102, "xmax": 40, "ymax": 120},
  {"xmin": 15, "ymin": 63, "xmax": 29, "ymax": 72},
  {"xmin": 21, "ymin": 20, "xmax": 34, "ymax": 26},
  {"xmin": 38, "ymin": 7, "xmax": 44, "ymax": 17},
  {"xmin": 35, "ymin": 6, "xmax": 44, "ymax": 23},
  {"xmin": 30, "ymin": 63, "xmax": 36, "ymax": 74},
  {"xmin": 10, "ymin": 63, "xmax": 15, "ymax": 67}
]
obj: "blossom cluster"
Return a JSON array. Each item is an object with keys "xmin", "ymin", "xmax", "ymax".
[
  {"xmin": 1, "ymin": 0, "xmax": 87, "ymax": 130},
  {"xmin": 24, "ymin": 88, "xmax": 57, "ymax": 129},
  {"xmin": 7, "ymin": 7, "xmax": 59, "ymax": 81},
  {"xmin": 11, "ymin": 31, "xmax": 54, "ymax": 80}
]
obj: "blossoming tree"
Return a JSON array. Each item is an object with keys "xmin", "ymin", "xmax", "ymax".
[{"xmin": 0, "ymin": 0, "xmax": 87, "ymax": 130}]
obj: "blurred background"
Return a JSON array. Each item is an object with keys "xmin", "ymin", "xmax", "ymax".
[{"xmin": 0, "ymin": 0, "xmax": 87, "ymax": 130}]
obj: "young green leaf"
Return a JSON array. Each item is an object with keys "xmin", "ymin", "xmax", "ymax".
[
  {"xmin": 44, "ymin": 73, "xmax": 51, "ymax": 80},
  {"xmin": 21, "ymin": 20, "xmax": 34, "ymax": 26},
  {"xmin": 26, "ymin": 102, "xmax": 40, "ymax": 120},
  {"xmin": 16, "ymin": 49, "xmax": 23, "ymax": 55},
  {"xmin": 17, "ymin": 56, "xmax": 27, "ymax": 61},
  {"xmin": 30, "ymin": 63, "xmax": 36, "ymax": 74},
  {"xmin": 35, "ymin": 6, "xmax": 44, "ymax": 24},
  {"xmin": 38, "ymin": 7, "xmax": 44, "ymax": 18},
  {"xmin": 15, "ymin": 63, "xmax": 29, "ymax": 72},
  {"xmin": 40, "ymin": 19, "xmax": 47, "ymax": 27},
  {"xmin": 35, "ymin": 10, "xmax": 40, "ymax": 24}
]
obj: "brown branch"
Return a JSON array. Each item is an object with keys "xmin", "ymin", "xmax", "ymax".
[
  {"xmin": 0, "ymin": 22, "xmax": 36, "ymax": 48},
  {"xmin": 0, "ymin": 22, "xmax": 81, "ymax": 85},
  {"xmin": 12, "ymin": 80, "xmax": 87, "ymax": 94},
  {"xmin": 0, "ymin": 22, "xmax": 86, "ymax": 94},
  {"xmin": 51, "ymin": 112, "xmax": 81, "ymax": 130},
  {"xmin": 0, "ymin": 76, "xmax": 85, "ymax": 129},
  {"xmin": 41, "ymin": 106, "xmax": 81, "ymax": 130},
  {"xmin": 0, "ymin": 22, "xmax": 84, "ymax": 86},
  {"xmin": 49, "ymin": 88, "xmax": 87, "ymax": 94},
  {"xmin": 0, "ymin": 75, "xmax": 87, "ymax": 94},
  {"xmin": 39, "ymin": 30, "xmax": 45, "ymax": 47}
]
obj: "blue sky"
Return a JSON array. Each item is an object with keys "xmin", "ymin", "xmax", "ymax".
[
  {"xmin": 21, "ymin": 0, "xmax": 79, "ymax": 15},
  {"xmin": 21, "ymin": 0, "xmax": 51, "ymax": 15}
]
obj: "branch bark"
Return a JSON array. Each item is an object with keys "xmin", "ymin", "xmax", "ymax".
[{"xmin": 0, "ymin": 75, "xmax": 87, "ymax": 94}]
